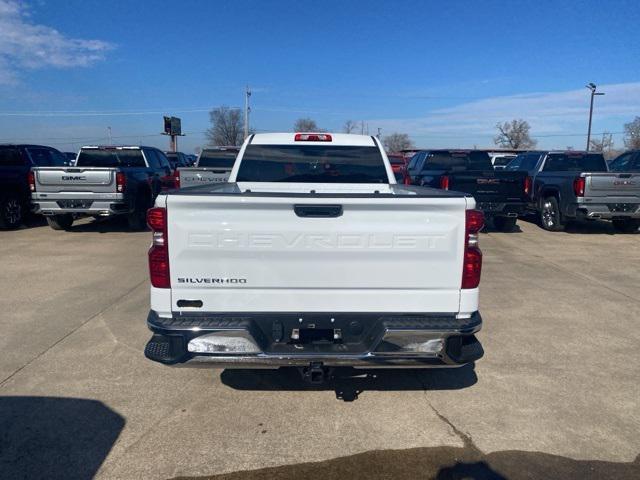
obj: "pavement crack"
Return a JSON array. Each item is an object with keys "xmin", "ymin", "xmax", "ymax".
[
  {"xmin": 0, "ymin": 278, "xmax": 147, "ymax": 389},
  {"xmin": 413, "ymin": 371, "xmax": 481, "ymax": 453},
  {"xmin": 428, "ymin": 402, "xmax": 479, "ymax": 452}
]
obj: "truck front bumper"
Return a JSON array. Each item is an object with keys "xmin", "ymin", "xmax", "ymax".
[
  {"xmin": 32, "ymin": 192, "xmax": 129, "ymax": 216},
  {"xmin": 145, "ymin": 310, "xmax": 483, "ymax": 368}
]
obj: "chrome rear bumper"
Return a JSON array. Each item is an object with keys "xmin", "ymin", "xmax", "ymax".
[{"xmin": 145, "ymin": 310, "xmax": 483, "ymax": 369}]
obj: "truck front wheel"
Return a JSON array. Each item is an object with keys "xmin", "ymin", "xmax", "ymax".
[
  {"xmin": 46, "ymin": 214, "xmax": 74, "ymax": 230},
  {"xmin": 540, "ymin": 197, "xmax": 564, "ymax": 232},
  {"xmin": 0, "ymin": 194, "xmax": 24, "ymax": 229},
  {"xmin": 612, "ymin": 218, "xmax": 640, "ymax": 233}
]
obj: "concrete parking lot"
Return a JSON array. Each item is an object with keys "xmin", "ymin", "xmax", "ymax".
[{"xmin": 1, "ymin": 217, "xmax": 639, "ymax": 479}]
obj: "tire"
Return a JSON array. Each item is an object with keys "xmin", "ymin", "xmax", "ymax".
[
  {"xmin": 493, "ymin": 216, "xmax": 517, "ymax": 232},
  {"xmin": 539, "ymin": 196, "xmax": 564, "ymax": 231},
  {"xmin": 612, "ymin": 218, "xmax": 640, "ymax": 233},
  {"xmin": 46, "ymin": 214, "xmax": 74, "ymax": 231},
  {"xmin": 0, "ymin": 194, "xmax": 24, "ymax": 229},
  {"xmin": 127, "ymin": 192, "xmax": 150, "ymax": 231}
]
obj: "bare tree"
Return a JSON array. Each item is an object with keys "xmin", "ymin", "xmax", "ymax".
[
  {"xmin": 383, "ymin": 133, "xmax": 413, "ymax": 153},
  {"xmin": 205, "ymin": 106, "xmax": 244, "ymax": 146},
  {"xmin": 623, "ymin": 116, "xmax": 640, "ymax": 149},
  {"xmin": 494, "ymin": 119, "xmax": 537, "ymax": 149},
  {"xmin": 589, "ymin": 132, "xmax": 615, "ymax": 158},
  {"xmin": 293, "ymin": 118, "xmax": 319, "ymax": 132},
  {"xmin": 343, "ymin": 120, "xmax": 358, "ymax": 134}
]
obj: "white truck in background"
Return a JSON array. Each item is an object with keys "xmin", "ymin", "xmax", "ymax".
[
  {"xmin": 174, "ymin": 146, "xmax": 240, "ymax": 188},
  {"xmin": 144, "ymin": 133, "xmax": 484, "ymax": 382}
]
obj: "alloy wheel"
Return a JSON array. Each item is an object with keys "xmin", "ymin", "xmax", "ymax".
[
  {"xmin": 542, "ymin": 201, "xmax": 556, "ymax": 228},
  {"xmin": 4, "ymin": 199, "xmax": 21, "ymax": 225}
]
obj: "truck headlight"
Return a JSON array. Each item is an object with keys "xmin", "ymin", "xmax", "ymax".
[
  {"xmin": 187, "ymin": 331, "xmax": 261, "ymax": 354},
  {"xmin": 375, "ymin": 330, "xmax": 445, "ymax": 355}
]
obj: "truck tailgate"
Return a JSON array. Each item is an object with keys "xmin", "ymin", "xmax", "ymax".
[
  {"xmin": 33, "ymin": 167, "xmax": 117, "ymax": 193},
  {"xmin": 178, "ymin": 168, "xmax": 231, "ymax": 188},
  {"xmin": 449, "ymin": 170, "xmax": 527, "ymax": 202},
  {"xmin": 585, "ymin": 173, "xmax": 640, "ymax": 199},
  {"xmin": 167, "ymin": 194, "xmax": 467, "ymax": 313}
]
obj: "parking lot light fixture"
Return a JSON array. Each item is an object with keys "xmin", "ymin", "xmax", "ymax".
[{"xmin": 585, "ymin": 83, "xmax": 605, "ymax": 151}]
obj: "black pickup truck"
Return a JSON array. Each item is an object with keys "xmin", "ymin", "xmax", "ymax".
[
  {"xmin": 0, "ymin": 144, "xmax": 68, "ymax": 229},
  {"xmin": 407, "ymin": 149, "xmax": 530, "ymax": 231}
]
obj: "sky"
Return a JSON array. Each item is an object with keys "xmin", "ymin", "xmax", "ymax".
[{"xmin": 0, "ymin": 0, "xmax": 639, "ymax": 153}]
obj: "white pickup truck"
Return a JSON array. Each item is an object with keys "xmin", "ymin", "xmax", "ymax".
[{"xmin": 144, "ymin": 133, "xmax": 484, "ymax": 381}]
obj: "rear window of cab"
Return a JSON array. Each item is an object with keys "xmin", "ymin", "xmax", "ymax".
[{"xmin": 236, "ymin": 145, "xmax": 388, "ymax": 183}]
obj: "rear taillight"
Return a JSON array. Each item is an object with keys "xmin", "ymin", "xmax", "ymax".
[
  {"xmin": 462, "ymin": 209, "xmax": 484, "ymax": 289},
  {"xmin": 174, "ymin": 169, "xmax": 181, "ymax": 189},
  {"xmin": 524, "ymin": 176, "xmax": 532, "ymax": 196},
  {"xmin": 573, "ymin": 177, "xmax": 585, "ymax": 197},
  {"xmin": 439, "ymin": 175, "xmax": 450, "ymax": 190},
  {"xmin": 28, "ymin": 171, "xmax": 36, "ymax": 192},
  {"xmin": 116, "ymin": 172, "xmax": 126, "ymax": 193},
  {"xmin": 147, "ymin": 207, "xmax": 169, "ymax": 288},
  {"xmin": 294, "ymin": 133, "xmax": 332, "ymax": 142}
]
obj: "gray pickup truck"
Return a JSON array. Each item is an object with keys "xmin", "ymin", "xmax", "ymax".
[
  {"xmin": 176, "ymin": 146, "xmax": 239, "ymax": 188},
  {"xmin": 31, "ymin": 145, "xmax": 173, "ymax": 230},
  {"xmin": 506, "ymin": 150, "xmax": 640, "ymax": 232}
]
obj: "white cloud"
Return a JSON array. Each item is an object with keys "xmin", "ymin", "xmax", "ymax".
[
  {"xmin": 0, "ymin": 0, "xmax": 113, "ymax": 84},
  {"xmin": 372, "ymin": 82, "xmax": 640, "ymax": 147}
]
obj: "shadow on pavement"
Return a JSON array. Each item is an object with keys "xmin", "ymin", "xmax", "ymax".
[
  {"xmin": 519, "ymin": 216, "xmax": 639, "ymax": 235},
  {"xmin": 0, "ymin": 396, "xmax": 124, "ymax": 480},
  {"xmin": 65, "ymin": 216, "xmax": 145, "ymax": 233},
  {"xmin": 172, "ymin": 446, "xmax": 640, "ymax": 480},
  {"xmin": 221, "ymin": 364, "xmax": 478, "ymax": 402},
  {"xmin": 15, "ymin": 214, "xmax": 47, "ymax": 230}
]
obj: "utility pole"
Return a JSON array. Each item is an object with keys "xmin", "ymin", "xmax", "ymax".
[
  {"xmin": 585, "ymin": 83, "xmax": 605, "ymax": 151},
  {"xmin": 377, "ymin": 127, "xmax": 382, "ymax": 138},
  {"xmin": 244, "ymin": 85, "xmax": 252, "ymax": 139},
  {"xmin": 107, "ymin": 126, "xmax": 113, "ymax": 144}
]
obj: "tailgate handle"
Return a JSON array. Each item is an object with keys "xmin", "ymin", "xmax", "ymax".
[{"xmin": 294, "ymin": 204, "xmax": 343, "ymax": 218}]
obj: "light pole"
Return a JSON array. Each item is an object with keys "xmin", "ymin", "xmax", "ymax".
[
  {"xmin": 585, "ymin": 83, "xmax": 605, "ymax": 151},
  {"xmin": 244, "ymin": 85, "xmax": 251, "ymax": 139}
]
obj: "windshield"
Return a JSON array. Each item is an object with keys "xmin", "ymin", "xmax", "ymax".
[
  {"xmin": 198, "ymin": 149, "xmax": 238, "ymax": 168},
  {"xmin": 493, "ymin": 156, "xmax": 515, "ymax": 166},
  {"xmin": 236, "ymin": 145, "xmax": 388, "ymax": 183},
  {"xmin": 26, "ymin": 148, "xmax": 68, "ymax": 167},
  {"xmin": 543, "ymin": 153, "xmax": 607, "ymax": 172},
  {"xmin": 76, "ymin": 149, "xmax": 146, "ymax": 167},
  {"xmin": 424, "ymin": 151, "xmax": 492, "ymax": 171},
  {"xmin": 609, "ymin": 153, "xmax": 640, "ymax": 172}
]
